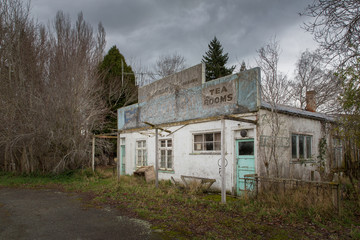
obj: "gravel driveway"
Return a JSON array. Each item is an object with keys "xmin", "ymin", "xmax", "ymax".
[{"xmin": 0, "ymin": 188, "xmax": 162, "ymax": 240}]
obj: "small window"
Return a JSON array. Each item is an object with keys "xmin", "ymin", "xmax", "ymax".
[
  {"xmin": 159, "ymin": 139, "xmax": 173, "ymax": 170},
  {"xmin": 136, "ymin": 140, "xmax": 147, "ymax": 167},
  {"xmin": 333, "ymin": 138, "xmax": 343, "ymax": 168},
  {"xmin": 193, "ymin": 132, "xmax": 221, "ymax": 152},
  {"xmin": 291, "ymin": 134, "xmax": 312, "ymax": 159}
]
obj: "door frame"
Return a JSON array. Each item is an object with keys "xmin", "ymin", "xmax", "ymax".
[{"xmin": 235, "ymin": 138, "xmax": 256, "ymax": 196}]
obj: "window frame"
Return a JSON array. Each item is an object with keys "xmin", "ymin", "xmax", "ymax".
[
  {"xmin": 159, "ymin": 138, "xmax": 173, "ymax": 171},
  {"xmin": 193, "ymin": 132, "xmax": 221, "ymax": 153},
  {"xmin": 135, "ymin": 140, "xmax": 147, "ymax": 168},
  {"xmin": 291, "ymin": 133, "xmax": 312, "ymax": 160}
]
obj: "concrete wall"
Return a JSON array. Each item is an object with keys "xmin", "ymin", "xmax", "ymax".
[
  {"xmin": 119, "ymin": 114, "xmax": 257, "ymax": 193},
  {"xmin": 257, "ymin": 109, "xmax": 331, "ymax": 181}
]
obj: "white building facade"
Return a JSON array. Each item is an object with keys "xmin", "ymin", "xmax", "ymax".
[{"xmin": 117, "ymin": 64, "xmax": 335, "ymax": 195}]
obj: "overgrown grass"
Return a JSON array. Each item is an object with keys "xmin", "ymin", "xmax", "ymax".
[{"xmin": 0, "ymin": 168, "xmax": 359, "ymax": 239}]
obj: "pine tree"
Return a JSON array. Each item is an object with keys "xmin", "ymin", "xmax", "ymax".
[
  {"xmin": 98, "ymin": 46, "xmax": 137, "ymax": 132},
  {"xmin": 202, "ymin": 36, "xmax": 235, "ymax": 81}
]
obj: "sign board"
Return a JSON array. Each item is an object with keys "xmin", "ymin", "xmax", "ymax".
[
  {"xmin": 118, "ymin": 67, "xmax": 260, "ymax": 130},
  {"xmin": 138, "ymin": 63, "xmax": 205, "ymax": 103}
]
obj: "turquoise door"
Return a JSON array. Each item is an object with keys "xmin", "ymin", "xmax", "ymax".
[
  {"xmin": 120, "ymin": 145, "xmax": 125, "ymax": 175},
  {"xmin": 236, "ymin": 139, "xmax": 255, "ymax": 196}
]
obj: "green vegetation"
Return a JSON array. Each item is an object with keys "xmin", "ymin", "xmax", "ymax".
[
  {"xmin": 202, "ymin": 36, "xmax": 235, "ymax": 82},
  {"xmin": 1, "ymin": 169, "xmax": 359, "ymax": 239}
]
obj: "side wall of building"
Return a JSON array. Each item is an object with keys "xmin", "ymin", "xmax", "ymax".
[{"xmin": 257, "ymin": 109, "xmax": 332, "ymax": 181}]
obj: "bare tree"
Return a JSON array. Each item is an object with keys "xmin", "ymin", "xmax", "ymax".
[
  {"xmin": 256, "ymin": 38, "xmax": 293, "ymax": 177},
  {"xmin": 152, "ymin": 52, "xmax": 186, "ymax": 80},
  {"xmin": 302, "ymin": 0, "xmax": 360, "ymax": 65},
  {"xmin": 0, "ymin": 0, "xmax": 106, "ymax": 173},
  {"xmin": 292, "ymin": 49, "xmax": 342, "ymax": 113},
  {"xmin": 256, "ymin": 38, "xmax": 293, "ymax": 105}
]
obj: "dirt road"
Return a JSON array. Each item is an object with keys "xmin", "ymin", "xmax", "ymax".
[{"xmin": 0, "ymin": 188, "xmax": 162, "ymax": 240}]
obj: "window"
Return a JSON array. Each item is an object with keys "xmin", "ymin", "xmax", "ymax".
[
  {"xmin": 136, "ymin": 140, "xmax": 147, "ymax": 167},
  {"xmin": 193, "ymin": 132, "xmax": 221, "ymax": 152},
  {"xmin": 159, "ymin": 139, "xmax": 173, "ymax": 170},
  {"xmin": 333, "ymin": 138, "xmax": 343, "ymax": 168},
  {"xmin": 291, "ymin": 134, "xmax": 312, "ymax": 159}
]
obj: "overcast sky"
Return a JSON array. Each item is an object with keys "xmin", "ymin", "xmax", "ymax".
[{"xmin": 31, "ymin": 0, "xmax": 318, "ymax": 78}]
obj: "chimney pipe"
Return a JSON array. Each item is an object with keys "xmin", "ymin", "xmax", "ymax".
[{"xmin": 305, "ymin": 90, "xmax": 316, "ymax": 112}]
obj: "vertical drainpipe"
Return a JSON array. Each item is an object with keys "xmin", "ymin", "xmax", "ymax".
[{"xmin": 221, "ymin": 118, "xmax": 226, "ymax": 204}]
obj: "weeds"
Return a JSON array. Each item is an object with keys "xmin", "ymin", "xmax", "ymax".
[{"xmin": 0, "ymin": 169, "xmax": 359, "ymax": 239}]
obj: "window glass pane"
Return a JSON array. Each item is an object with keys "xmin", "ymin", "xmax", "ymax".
[
  {"xmin": 205, "ymin": 133, "xmax": 213, "ymax": 141},
  {"xmin": 194, "ymin": 143, "xmax": 202, "ymax": 150},
  {"xmin": 306, "ymin": 136, "xmax": 312, "ymax": 158},
  {"xmin": 194, "ymin": 134, "xmax": 203, "ymax": 142},
  {"xmin": 214, "ymin": 133, "xmax": 221, "ymax": 141},
  {"xmin": 160, "ymin": 140, "xmax": 166, "ymax": 147},
  {"xmin": 205, "ymin": 142, "xmax": 214, "ymax": 150},
  {"xmin": 238, "ymin": 141, "xmax": 254, "ymax": 155},
  {"xmin": 291, "ymin": 135, "xmax": 297, "ymax": 158},
  {"xmin": 214, "ymin": 142, "xmax": 221, "ymax": 150},
  {"xmin": 167, "ymin": 140, "xmax": 172, "ymax": 147},
  {"xmin": 299, "ymin": 135, "xmax": 304, "ymax": 158},
  {"xmin": 160, "ymin": 150, "xmax": 166, "ymax": 168},
  {"xmin": 143, "ymin": 141, "xmax": 146, "ymax": 148},
  {"xmin": 167, "ymin": 150, "xmax": 172, "ymax": 169},
  {"xmin": 137, "ymin": 141, "xmax": 142, "ymax": 148}
]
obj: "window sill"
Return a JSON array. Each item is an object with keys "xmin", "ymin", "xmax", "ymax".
[
  {"xmin": 290, "ymin": 159, "xmax": 315, "ymax": 164},
  {"xmin": 190, "ymin": 152, "xmax": 221, "ymax": 155},
  {"xmin": 159, "ymin": 169, "xmax": 174, "ymax": 174}
]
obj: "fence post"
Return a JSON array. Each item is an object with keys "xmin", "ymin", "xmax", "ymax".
[
  {"xmin": 255, "ymin": 177, "xmax": 259, "ymax": 198},
  {"xmin": 337, "ymin": 183, "xmax": 342, "ymax": 216}
]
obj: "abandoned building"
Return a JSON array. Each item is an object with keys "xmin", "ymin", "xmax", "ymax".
[{"xmin": 116, "ymin": 63, "xmax": 340, "ymax": 196}]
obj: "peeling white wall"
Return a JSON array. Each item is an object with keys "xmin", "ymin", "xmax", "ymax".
[{"xmin": 120, "ymin": 114, "xmax": 257, "ymax": 193}]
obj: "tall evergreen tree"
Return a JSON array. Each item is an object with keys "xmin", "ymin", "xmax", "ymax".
[
  {"xmin": 202, "ymin": 36, "xmax": 235, "ymax": 81},
  {"xmin": 98, "ymin": 46, "xmax": 137, "ymax": 132}
]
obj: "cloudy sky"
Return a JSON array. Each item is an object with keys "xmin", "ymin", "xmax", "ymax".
[{"xmin": 30, "ymin": 0, "xmax": 318, "ymax": 77}]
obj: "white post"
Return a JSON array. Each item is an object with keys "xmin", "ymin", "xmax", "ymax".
[
  {"xmin": 117, "ymin": 132, "xmax": 121, "ymax": 181},
  {"xmin": 155, "ymin": 128, "xmax": 159, "ymax": 188},
  {"xmin": 221, "ymin": 118, "xmax": 226, "ymax": 204},
  {"xmin": 92, "ymin": 136, "xmax": 95, "ymax": 172}
]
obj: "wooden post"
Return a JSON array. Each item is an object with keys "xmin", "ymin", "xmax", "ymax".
[
  {"xmin": 92, "ymin": 136, "xmax": 95, "ymax": 172},
  {"xmin": 221, "ymin": 118, "xmax": 226, "ymax": 204},
  {"xmin": 255, "ymin": 176, "xmax": 259, "ymax": 198},
  {"xmin": 155, "ymin": 128, "xmax": 159, "ymax": 188},
  {"xmin": 117, "ymin": 132, "xmax": 121, "ymax": 181}
]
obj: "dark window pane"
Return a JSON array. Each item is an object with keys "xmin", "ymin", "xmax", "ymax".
[
  {"xmin": 238, "ymin": 141, "xmax": 254, "ymax": 155},
  {"xmin": 205, "ymin": 133, "xmax": 213, "ymax": 141},
  {"xmin": 292, "ymin": 135, "xmax": 297, "ymax": 158},
  {"xmin": 167, "ymin": 140, "xmax": 172, "ymax": 147},
  {"xmin": 306, "ymin": 136, "xmax": 311, "ymax": 158},
  {"xmin": 205, "ymin": 142, "xmax": 214, "ymax": 150},
  {"xmin": 299, "ymin": 135, "xmax": 304, "ymax": 158}
]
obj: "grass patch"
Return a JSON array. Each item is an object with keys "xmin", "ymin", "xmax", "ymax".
[{"xmin": 0, "ymin": 169, "xmax": 359, "ymax": 239}]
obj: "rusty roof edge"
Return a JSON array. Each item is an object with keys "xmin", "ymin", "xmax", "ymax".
[{"xmin": 260, "ymin": 101, "xmax": 335, "ymax": 122}]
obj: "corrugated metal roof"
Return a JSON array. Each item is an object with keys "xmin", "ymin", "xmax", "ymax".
[{"xmin": 260, "ymin": 101, "xmax": 335, "ymax": 122}]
